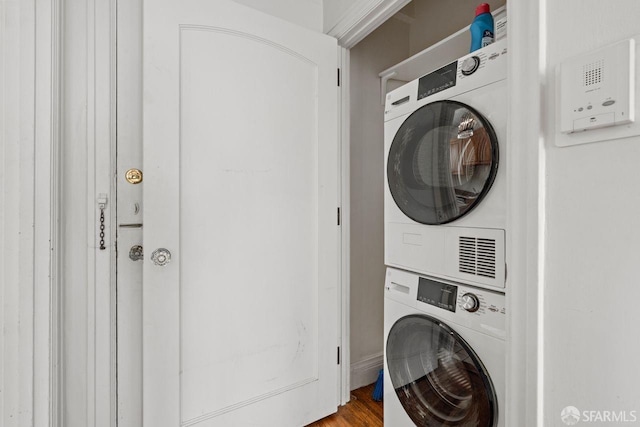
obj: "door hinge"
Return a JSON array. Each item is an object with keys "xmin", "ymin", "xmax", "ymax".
[
  {"xmin": 337, "ymin": 207, "xmax": 341, "ymax": 226},
  {"xmin": 337, "ymin": 346, "xmax": 341, "ymax": 365},
  {"xmin": 337, "ymin": 68, "xmax": 341, "ymax": 87}
]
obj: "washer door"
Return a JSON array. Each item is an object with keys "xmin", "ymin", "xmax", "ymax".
[
  {"xmin": 387, "ymin": 100, "xmax": 498, "ymax": 224},
  {"xmin": 386, "ymin": 314, "xmax": 497, "ymax": 427}
]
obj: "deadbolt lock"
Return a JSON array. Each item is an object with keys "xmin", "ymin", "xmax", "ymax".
[{"xmin": 125, "ymin": 168, "xmax": 143, "ymax": 184}]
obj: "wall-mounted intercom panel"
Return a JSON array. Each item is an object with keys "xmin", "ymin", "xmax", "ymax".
[
  {"xmin": 556, "ymin": 37, "xmax": 639, "ymax": 147},
  {"xmin": 559, "ymin": 38, "xmax": 634, "ymax": 133}
]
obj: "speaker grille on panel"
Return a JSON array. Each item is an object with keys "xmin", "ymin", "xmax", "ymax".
[
  {"xmin": 583, "ymin": 59, "xmax": 603, "ymax": 86},
  {"xmin": 458, "ymin": 236, "xmax": 496, "ymax": 279}
]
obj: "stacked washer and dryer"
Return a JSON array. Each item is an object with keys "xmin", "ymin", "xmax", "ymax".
[{"xmin": 383, "ymin": 39, "xmax": 508, "ymax": 426}]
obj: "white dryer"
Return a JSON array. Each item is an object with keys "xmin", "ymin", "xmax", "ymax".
[
  {"xmin": 384, "ymin": 267, "xmax": 505, "ymax": 427},
  {"xmin": 384, "ymin": 39, "xmax": 508, "ymax": 291}
]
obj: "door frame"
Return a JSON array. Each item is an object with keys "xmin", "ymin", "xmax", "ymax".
[
  {"xmin": 43, "ymin": 0, "xmax": 543, "ymax": 425},
  {"xmin": 332, "ymin": 0, "xmax": 413, "ymax": 403},
  {"xmin": 50, "ymin": 0, "xmax": 118, "ymax": 425},
  {"xmin": 1, "ymin": 0, "xmax": 63, "ymax": 425}
]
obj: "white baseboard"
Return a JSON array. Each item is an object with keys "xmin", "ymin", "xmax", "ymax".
[{"xmin": 350, "ymin": 352, "xmax": 384, "ymax": 391}]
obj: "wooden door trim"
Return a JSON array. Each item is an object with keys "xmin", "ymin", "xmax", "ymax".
[
  {"xmin": 56, "ymin": 0, "xmax": 118, "ymax": 425},
  {"xmin": 332, "ymin": 1, "xmax": 411, "ymax": 405},
  {"xmin": 2, "ymin": 0, "xmax": 65, "ymax": 425}
]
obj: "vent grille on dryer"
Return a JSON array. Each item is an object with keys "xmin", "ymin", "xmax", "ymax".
[{"xmin": 458, "ymin": 236, "xmax": 496, "ymax": 279}]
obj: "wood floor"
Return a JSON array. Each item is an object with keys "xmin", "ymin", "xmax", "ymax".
[{"xmin": 307, "ymin": 383, "xmax": 383, "ymax": 427}]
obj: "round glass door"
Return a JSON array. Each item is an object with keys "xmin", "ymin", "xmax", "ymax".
[
  {"xmin": 386, "ymin": 314, "xmax": 497, "ymax": 427},
  {"xmin": 387, "ymin": 100, "xmax": 499, "ymax": 224}
]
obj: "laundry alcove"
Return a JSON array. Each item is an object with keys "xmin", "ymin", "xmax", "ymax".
[{"xmin": 347, "ymin": 0, "xmax": 506, "ymax": 391}]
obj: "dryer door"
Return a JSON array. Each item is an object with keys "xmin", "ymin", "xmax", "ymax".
[
  {"xmin": 386, "ymin": 314, "xmax": 497, "ymax": 427},
  {"xmin": 387, "ymin": 100, "xmax": 498, "ymax": 224}
]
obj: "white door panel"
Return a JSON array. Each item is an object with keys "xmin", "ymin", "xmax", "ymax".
[
  {"xmin": 180, "ymin": 29, "xmax": 320, "ymax": 421},
  {"xmin": 142, "ymin": 1, "xmax": 339, "ymax": 425}
]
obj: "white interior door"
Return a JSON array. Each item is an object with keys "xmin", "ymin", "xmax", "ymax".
[{"xmin": 142, "ymin": 1, "xmax": 340, "ymax": 426}]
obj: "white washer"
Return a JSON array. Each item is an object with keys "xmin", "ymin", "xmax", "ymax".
[
  {"xmin": 384, "ymin": 267, "xmax": 505, "ymax": 427},
  {"xmin": 384, "ymin": 39, "xmax": 508, "ymax": 291}
]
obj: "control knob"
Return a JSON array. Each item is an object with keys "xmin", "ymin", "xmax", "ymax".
[
  {"xmin": 461, "ymin": 56, "xmax": 480, "ymax": 76},
  {"xmin": 460, "ymin": 293, "xmax": 480, "ymax": 312}
]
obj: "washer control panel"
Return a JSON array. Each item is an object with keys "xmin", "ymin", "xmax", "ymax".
[
  {"xmin": 416, "ymin": 276, "xmax": 505, "ymax": 318},
  {"xmin": 417, "ymin": 276, "xmax": 458, "ymax": 312},
  {"xmin": 452, "ymin": 285, "xmax": 506, "ymax": 338},
  {"xmin": 386, "ymin": 267, "xmax": 506, "ymax": 338},
  {"xmin": 455, "ymin": 287, "xmax": 505, "ymax": 317}
]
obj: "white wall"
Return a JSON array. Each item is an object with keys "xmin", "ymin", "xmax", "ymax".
[
  {"xmin": 233, "ymin": 0, "xmax": 322, "ymax": 32},
  {"xmin": 323, "ymin": 0, "xmax": 353, "ymax": 34},
  {"xmin": 543, "ymin": 1, "xmax": 640, "ymax": 423},
  {"xmin": 348, "ymin": 15, "xmax": 410, "ymax": 389}
]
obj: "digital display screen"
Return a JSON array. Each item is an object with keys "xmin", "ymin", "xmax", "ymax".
[
  {"xmin": 417, "ymin": 61, "xmax": 458, "ymax": 100},
  {"xmin": 417, "ymin": 277, "xmax": 457, "ymax": 312}
]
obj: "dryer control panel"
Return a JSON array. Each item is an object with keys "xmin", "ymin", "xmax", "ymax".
[
  {"xmin": 417, "ymin": 61, "xmax": 458, "ymax": 100},
  {"xmin": 384, "ymin": 38, "xmax": 508, "ymax": 122}
]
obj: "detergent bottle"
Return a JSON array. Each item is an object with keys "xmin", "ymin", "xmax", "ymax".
[{"xmin": 470, "ymin": 3, "xmax": 494, "ymax": 52}]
